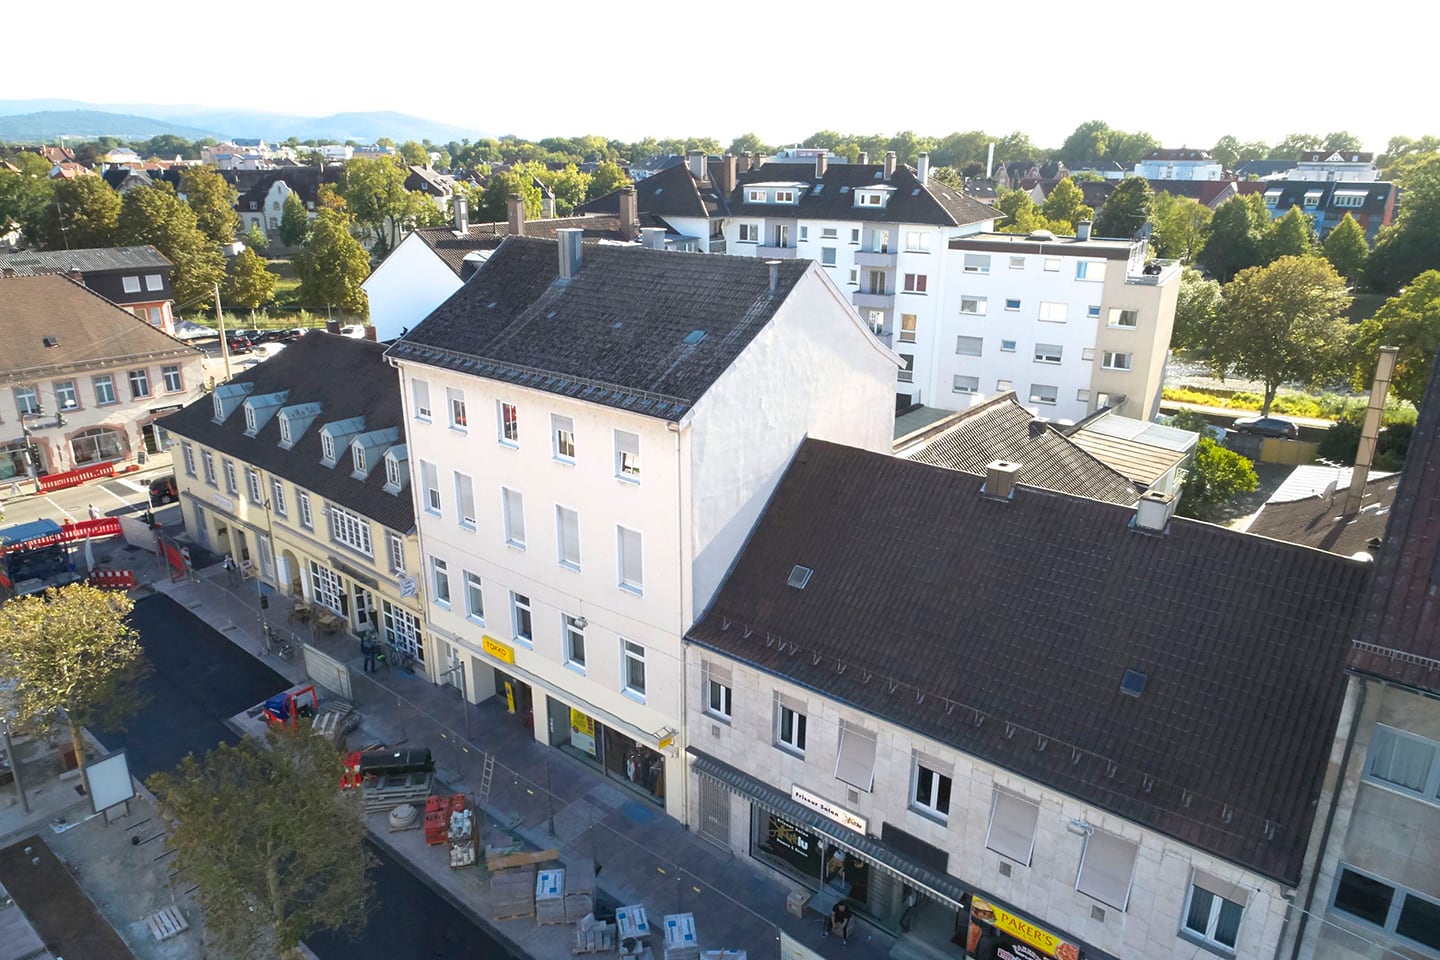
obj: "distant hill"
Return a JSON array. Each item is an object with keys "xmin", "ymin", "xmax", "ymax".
[{"xmin": 0, "ymin": 100, "xmax": 481, "ymax": 144}]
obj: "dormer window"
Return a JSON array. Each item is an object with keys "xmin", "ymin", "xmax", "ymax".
[
  {"xmin": 244, "ymin": 406, "xmax": 257, "ymax": 433},
  {"xmin": 747, "ymin": 189, "xmax": 766, "ymax": 203},
  {"xmin": 383, "ymin": 444, "xmax": 409, "ymax": 496},
  {"xmin": 275, "ymin": 402, "xmax": 322, "ymax": 450},
  {"xmin": 352, "ymin": 442, "xmax": 367, "ymax": 475},
  {"xmin": 322, "ymin": 433, "xmax": 336, "ymax": 462},
  {"xmin": 385, "ymin": 454, "xmax": 402, "ymax": 491},
  {"xmin": 211, "ymin": 382, "xmax": 254, "ymax": 424},
  {"xmin": 774, "ymin": 190, "xmax": 795, "ymax": 203},
  {"xmin": 854, "ymin": 188, "xmax": 893, "ymax": 208},
  {"xmin": 279, "ymin": 417, "xmax": 291, "ymax": 445},
  {"xmin": 318, "ymin": 417, "xmax": 366, "ymax": 468},
  {"xmin": 350, "ymin": 428, "xmax": 401, "ymax": 481}
]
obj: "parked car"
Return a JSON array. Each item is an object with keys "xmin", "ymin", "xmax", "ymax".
[
  {"xmin": 279, "ymin": 327, "xmax": 309, "ymax": 342},
  {"xmin": 1232, "ymin": 415, "xmax": 1299, "ymax": 439},
  {"xmin": 149, "ymin": 475, "xmax": 178, "ymax": 504},
  {"xmin": 224, "ymin": 334, "xmax": 254, "ymax": 354},
  {"xmin": 338, "ymin": 324, "xmax": 367, "ymax": 339}
]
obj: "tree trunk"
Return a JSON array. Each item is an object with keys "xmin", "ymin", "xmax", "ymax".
[
  {"xmin": 1262, "ymin": 385, "xmax": 1276, "ymax": 416},
  {"xmin": 67, "ymin": 717, "xmax": 89, "ymax": 796}
]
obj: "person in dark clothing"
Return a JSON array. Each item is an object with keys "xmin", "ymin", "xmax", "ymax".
[
  {"xmin": 825, "ymin": 901, "xmax": 853, "ymax": 944},
  {"xmin": 361, "ymin": 638, "xmax": 378, "ymax": 673}
]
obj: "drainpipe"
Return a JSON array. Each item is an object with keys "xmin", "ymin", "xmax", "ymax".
[{"xmin": 669, "ymin": 418, "xmax": 690, "ymax": 828}]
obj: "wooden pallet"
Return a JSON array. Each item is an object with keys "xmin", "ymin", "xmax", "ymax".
[
  {"xmin": 486, "ymin": 847, "xmax": 559, "ymax": 871},
  {"xmin": 144, "ymin": 905, "xmax": 189, "ymax": 942}
]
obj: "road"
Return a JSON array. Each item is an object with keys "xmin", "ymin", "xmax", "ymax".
[{"xmin": 95, "ymin": 594, "xmax": 518, "ymax": 960}]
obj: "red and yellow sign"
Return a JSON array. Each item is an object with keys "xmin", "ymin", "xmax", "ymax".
[
  {"xmin": 971, "ymin": 898, "xmax": 1078, "ymax": 960},
  {"xmin": 481, "ymin": 634, "xmax": 515, "ymax": 664}
]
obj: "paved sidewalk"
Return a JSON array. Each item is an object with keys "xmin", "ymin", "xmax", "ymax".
[{"xmin": 148, "ymin": 562, "xmax": 895, "ymax": 960}]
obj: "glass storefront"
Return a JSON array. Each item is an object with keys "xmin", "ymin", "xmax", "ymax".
[
  {"xmin": 547, "ymin": 699, "xmax": 665, "ymax": 805},
  {"xmin": 70, "ymin": 427, "xmax": 125, "ymax": 466},
  {"xmin": 750, "ymin": 809, "xmax": 875, "ymax": 913}
]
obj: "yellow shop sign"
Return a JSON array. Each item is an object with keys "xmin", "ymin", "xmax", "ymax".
[
  {"xmin": 971, "ymin": 898, "xmax": 1077, "ymax": 959},
  {"xmin": 481, "ymin": 634, "xmax": 515, "ymax": 664}
]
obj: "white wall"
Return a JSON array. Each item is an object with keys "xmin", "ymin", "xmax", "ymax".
[{"xmin": 363, "ymin": 233, "xmax": 465, "ymax": 342}]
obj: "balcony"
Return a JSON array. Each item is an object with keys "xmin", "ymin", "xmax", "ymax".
[
  {"xmin": 853, "ymin": 289, "xmax": 895, "ymax": 310},
  {"xmin": 870, "ymin": 330, "xmax": 893, "ymax": 348},
  {"xmin": 755, "ymin": 245, "xmax": 800, "ymax": 259},
  {"xmin": 854, "ymin": 249, "xmax": 898, "ymax": 268},
  {"xmin": 1126, "ymin": 259, "xmax": 1182, "ymax": 286}
]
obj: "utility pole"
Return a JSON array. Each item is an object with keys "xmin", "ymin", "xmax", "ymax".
[
  {"xmin": 2, "ymin": 714, "xmax": 27, "ymax": 814},
  {"xmin": 214, "ymin": 283, "xmax": 232, "ymax": 382}
]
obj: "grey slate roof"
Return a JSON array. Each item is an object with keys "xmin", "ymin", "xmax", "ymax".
[
  {"xmin": 895, "ymin": 394, "xmax": 1141, "ymax": 505},
  {"xmin": 728, "ymin": 162, "xmax": 997, "ymax": 228},
  {"xmin": 1263, "ymin": 180, "xmax": 1396, "ymax": 219},
  {"xmin": 157, "ymin": 333, "xmax": 414, "ymax": 534},
  {"xmin": 410, "ymin": 213, "xmax": 671, "ymax": 276},
  {"xmin": 0, "ymin": 245, "xmax": 172, "ymax": 275},
  {"xmin": 387, "ymin": 236, "xmax": 812, "ymax": 421},
  {"xmin": 688, "ymin": 439, "xmax": 1371, "ymax": 884},
  {"xmin": 577, "ymin": 161, "xmax": 725, "ymax": 221}
]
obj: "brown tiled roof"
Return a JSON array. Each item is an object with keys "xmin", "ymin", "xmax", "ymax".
[
  {"xmin": 689, "ymin": 439, "xmax": 1370, "ymax": 883},
  {"xmin": 1066, "ymin": 430, "xmax": 1187, "ymax": 488},
  {"xmin": 410, "ymin": 214, "xmax": 670, "ymax": 276},
  {"xmin": 1351, "ymin": 351, "xmax": 1440, "ymax": 689},
  {"xmin": 896, "ymin": 394, "xmax": 1140, "ymax": 505},
  {"xmin": 0, "ymin": 274, "xmax": 200, "ymax": 380}
]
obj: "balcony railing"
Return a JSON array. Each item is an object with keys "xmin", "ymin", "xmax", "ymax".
[
  {"xmin": 854, "ymin": 249, "xmax": 898, "ymax": 268},
  {"xmin": 1126, "ymin": 259, "xmax": 1182, "ymax": 285},
  {"xmin": 755, "ymin": 245, "xmax": 800, "ymax": 259},
  {"xmin": 853, "ymin": 289, "xmax": 895, "ymax": 310}
]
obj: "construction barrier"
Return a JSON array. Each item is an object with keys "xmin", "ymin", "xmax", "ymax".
[
  {"xmin": 37, "ymin": 463, "xmax": 116, "ymax": 493},
  {"xmin": 0, "ymin": 518, "xmax": 122, "ymax": 556},
  {"xmin": 88, "ymin": 569, "xmax": 136, "ymax": 590}
]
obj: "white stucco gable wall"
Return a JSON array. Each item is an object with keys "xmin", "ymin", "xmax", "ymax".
[{"xmin": 363, "ymin": 233, "xmax": 465, "ymax": 342}]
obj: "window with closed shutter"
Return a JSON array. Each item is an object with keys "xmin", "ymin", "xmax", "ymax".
[
  {"xmin": 557, "ymin": 506, "xmax": 581, "ymax": 569},
  {"xmin": 985, "ymin": 790, "xmax": 1040, "ymax": 864},
  {"xmin": 618, "ymin": 526, "xmax": 643, "ymax": 593},
  {"xmin": 502, "ymin": 488, "xmax": 526, "ymax": 547},
  {"xmin": 1076, "ymin": 831, "xmax": 1139, "ymax": 910},
  {"xmin": 834, "ymin": 721, "xmax": 877, "ymax": 792}
]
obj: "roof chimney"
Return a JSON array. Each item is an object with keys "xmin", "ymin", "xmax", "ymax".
[
  {"xmin": 857, "ymin": 152, "xmax": 869, "ymax": 165},
  {"xmin": 506, "ymin": 193, "xmax": 525, "ymax": 237},
  {"xmin": 720, "ymin": 153, "xmax": 737, "ymax": 195},
  {"xmin": 986, "ymin": 142, "xmax": 995, "ymax": 179},
  {"xmin": 1133, "ymin": 490, "xmax": 1176, "ymax": 534},
  {"xmin": 815, "ymin": 153, "xmax": 828, "ymax": 179},
  {"xmin": 1342, "ymin": 346, "xmax": 1399, "ymax": 515},
  {"xmin": 917, "ymin": 152, "xmax": 930, "ymax": 185},
  {"xmin": 641, "ymin": 227, "xmax": 667, "ymax": 250},
  {"xmin": 884, "ymin": 151, "xmax": 898, "ymax": 178},
  {"xmin": 557, "ymin": 229, "xmax": 583, "ymax": 281},
  {"xmin": 739, "ymin": 152, "xmax": 752, "ymax": 173},
  {"xmin": 1076, "ymin": 220, "xmax": 1092, "ymax": 241},
  {"xmin": 618, "ymin": 186, "xmax": 638, "ymax": 242},
  {"xmin": 983, "ymin": 460, "xmax": 1022, "ymax": 501},
  {"xmin": 453, "ymin": 195, "xmax": 469, "ymax": 234},
  {"xmin": 687, "ymin": 150, "xmax": 707, "ymax": 182},
  {"xmin": 766, "ymin": 259, "xmax": 781, "ymax": 296}
]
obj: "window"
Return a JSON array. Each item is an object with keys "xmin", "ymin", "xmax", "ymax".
[
  {"xmin": 145, "ymin": 273, "xmax": 163, "ymax": 291},
  {"xmin": 738, "ymin": 223, "xmax": 760, "ymax": 242},
  {"xmin": 1044, "ymin": 257, "xmax": 1061, "ymax": 272},
  {"xmin": 775, "ymin": 698, "xmax": 807, "ymax": 754},
  {"xmin": 382, "ymin": 601, "xmax": 424, "ymax": 662},
  {"xmin": 54, "ymin": 380, "xmax": 78, "ymax": 410},
  {"xmin": 774, "ymin": 190, "xmax": 795, "ymax": 203},
  {"xmin": 798, "ymin": 226, "xmax": 808, "ymax": 241},
  {"xmin": 321, "ymin": 432, "xmax": 335, "ymax": 463},
  {"xmin": 821, "ymin": 247, "xmax": 837, "ymax": 267},
  {"xmin": 502, "ymin": 488, "xmax": 526, "ymax": 548},
  {"xmin": 127, "ymin": 369, "xmax": 151, "ymax": 399},
  {"xmin": 955, "ymin": 336, "xmax": 983, "ymax": 357},
  {"xmin": 997, "ymin": 378, "xmax": 1014, "ymax": 391},
  {"xmin": 897, "ymin": 353, "xmax": 914, "ymax": 383},
  {"xmin": 162, "ymin": 364, "xmax": 183, "ymax": 392},
  {"xmin": 13, "ymin": 386, "xmax": 39, "ymax": 415},
  {"xmin": 352, "ymin": 442, "xmax": 369, "ymax": 476},
  {"xmin": 850, "ymin": 228, "xmax": 861, "ymax": 243},
  {"xmin": 202, "ymin": 450, "xmax": 216, "ymax": 485},
  {"xmin": 552, "ymin": 415, "xmax": 575, "ymax": 461},
  {"xmin": 329, "ymin": 504, "xmax": 373, "ymax": 556},
  {"xmin": 309, "ymin": 561, "xmax": 344, "ymax": 614},
  {"xmin": 892, "ymin": 313, "xmax": 915, "ymax": 343},
  {"xmin": 747, "ymin": 189, "xmax": 766, "ymax": 203},
  {"xmin": 1077, "ymin": 389, "xmax": 1091, "ymax": 403},
  {"xmin": 244, "ymin": 404, "xmax": 258, "ymax": 435},
  {"xmin": 1029, "ymin": 384, "xmax": 1058, "ymax": 405},
  {"xmin": 985, "ymin": 789, "xmax": 1039, "ymax": 863},
  {"xmin": 911, "ymin": 758, "xmax": 954, "ymax": 820},
  {"xmin": 962, "ymin": 253, "xmax": 990, "ymax": 273},
  {"xmin": 1076, "ymin": 831, "xmax": 1138, "ymax": 910},
  {"xmin": 1000, "ymin": 340, "xmax": 1017, "ymax": 353},
  {"xmin": 122, "ymin": 276, "xmax": 141, "ymax": 293},
  {"xmin": 93, "ymin": 374, "xmax": 117, "ymax": 405},
  {"xmin": 858, "ymin": 192, "xmax": 883, "ymax": 206},
  {"xmin": 903, "ymin": 273, "xmax": 928, "ymax": 293},
  {"xmin": 182, "ymin": 443, "xmax": 196, "ymax": 477},
  {"xmin": 1332, "ymin": 865, "xmax": 1440, "ymax": 952},
  {"xmin": 245, "ymin": 468, "xmax": 262, "ymax": 503},
  {"xmin": 834, "ymin": 721, "xmax": 877, "ymax": 791},
  {"xmin": 1034, "ymin": 343, "xmax": 1063, "ymax": 364},
  {"xmin": 1096, "ymin": 392, "xmax": 1112, "ymax": 409},
  {"xmin": 848, "ymin": 268, "xmax": 858, "ymax": 285},
  {"xmin": 821, "ymin": 227, "xmax": 838, "ymax": 239},
  {"xmin": 385, "ymin": 454, "xmax": 403, "ymax": 491},
  {"xmin": 1076, "ymin": 261, "xmax": 1107, "ymax": 281},
  {"xmin": 412, "ymin": 379, "xmax": 432, "ymax": 419},
  {"xmin": 960, "ymin": 296, "xmax": 987, "ymax": 315},
  {"xmin": 497, "ymin": 401, "xmax": 519, "ymax": 444},
  {"xmin": 1009, "ymin": 256, "xmax": 1025, "ymax": 270},
  {"xmin": 1004, "ymin": 298, "xmax": 1021, "ymax": 312},
  {"xmin": 1334, "ymin": 193, "xmax": 1366, "ymax": 208},
  {"xmin": 1103, "ymin": 352, "xmax": 1132, "ymax": 371},
  {"xmin": 1182, "ymin": 873, "xmax": 1246, "ymax": 953},
  {"xmin": 615, "ymin": 430, "xmax": 640, "ymax": 481},
  {"xmin": 447, "ymin": 388, "xmax": 467, "ymax": 429},
  {"xmin": 270, "ymin": 478, "xmax": 287, "ymax": 516},
  {"xmin": 556, "ymin": 505, "xmax": 581, "ymax": 570},
  {"xmin": 953, "ymin": 375, "xmax": 980, "ymax": 394},
  {"xmin": 454, "ymin": 472, "xmax": 476, "ymax": 528},
  {"xmin": 705, "ymin": 662, "xmax": 732, "ymax": 720},
  {"xmin": 1087, "ymin": 305, "xmax": 1102, "ymax": 320},
  {"xmin": 511, "ymin": 592, "xmax": 533, "ymax": 643},
  {"xmin": 430, "ymin": 556, "xmax": 450, "ymax": 606},
  {"xmin": 1108, "ymin": 308, "xmax": 1139, "ymax": 328},
  {"xmin": 1038, "ymin": 301, "xmax": 1067, "ymax": 322},
  {"xmin": 421, "ymin": 461, "xmax": 440, "ymax": 514},
  {"xmin": 1365, "ymin": 725, "xmax": 1440, "ymax": 798},
  {"xmin": 906, "ymin": 231, "xmax": 932, "ymax": 252},
  {"xmin": 1081, "ymin": 347, "xmax": 1096, "ymax": 361},
  {"xmin": 564, "ymin": 614, "xmax": 586, "ymax": 669},
  {"xmin": 622, "ymin": 640, "xmax": 646, "ymax": 698},
  {"xmin": 618, "ymin": 526, "xmax": 643, "ymax": 594},
  {"xmin": 278, "ymin": 415, "xmax": 293, "ymax": 447},
  {"xmin": 387, "ymin": 532, "xmax": 405, "ymax": 572},
  {"xmin": 464, "ymin": 571, "xmax": 484, "ymax": 621}
]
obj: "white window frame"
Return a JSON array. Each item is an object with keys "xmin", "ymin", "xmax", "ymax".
[
  {"xmin": 421, "ymin": 461, "xmax": 441, "ymax": 515},
  {"xmin": 246, "ymin": 467, "xmax": 262, "ymax": 504},
  {"xmin": 1108, "ymin": 307, "xmax": 1139, "ymax": 328},
  {"xmin": 1000, "ymin": 340, "xmax": 1017, "ymax": 353},
  {"xmin": 298, "ymin": 491, "xmax": 313, "ymax": 529},
  {"xmin": 93, "ymin": 374, "xmax": 116, "ymax": 405},
  {"xmin": 145, "ymin": 273, "xmax": 163, "ymax": 291},
  {"xmin": 497, "ymin": 401, "xmax": 519, "ymax": 445},
  {"xmin": 962, "ymin": 253, "xmax": 990, "ymax": 274},
  {"xmin": 464, "ymin": 570, "xmax": 484, "ymax": 622},
  {"xmin": 1331, "ymin": 863, "xmax": 1440, "ymax": 954},
  {"xmin": 621, "ymin": 639, "xmax": 646, "ymax": 700},
  {"xmin": 270, "ymin": 478, "xmax": 287, "ymax": 517},
  {"xmin": 552, "ymin": 414, "xmax": 576, "ymax": 462},
  {"xmin": 181, "ymin": 443, "xmax": 196, "ymax": 477},
  {"xmin": 952, "ymin": 375, "xmax": 980, "ymax": 395},
  {"xmin": 430, "ymin": 555, "xmax": 450, "ymax": 606},
  {"xmin": 1102, "ymin": 351, "xmax": 1133, "ymax": 371},
  {"xmin": 821, "ymin": 246, "xmax": 837, "ymax": 267},
  {"xmin": 617, "ymin": 525, "xmax": 643, "ymax": 595},
  {"xmin": 960, "ymin": 296, "xmax": 987, "ymax": 315},
  {"xmin": 564, "ymin": 614, "xmax": 586, "ymax": 671},
  {"xmin": 955, "ymin": 336, "xmax": 983, "ymax": 357},
  {"xmin": 511, "ymin": 591, "xmax": 532, "ymax": 644},
  {"xmin": 382, "ymin": 600, "xmax": 424, "ymax": 662},
  {"xmin": 1181, "ymin": 877, "xmax": 1245, "ymax": 954},
  {"xmin": 775, "ymin": 701, "xmax": 807, "ymax": 755},
  {"xmin": 385, "ymin": 454, "xmax": 402, "ymax": 491},
  {"xmin": 309, "ymin": 561, "xmax": 344, "ymax": 614},
  {"xmin": 706, "ymin": 677, "xmax": 732, "ymax": 721},
  {"xmin": 1075, "ymin": 830, "xmax": 1138, "ymax": 911},
  {"xmin": 1038, "ymin": 301, "xmax": 1067, "ymax": 323},
  {"xmin": 128, "ymin": 369, "xmax": 151, "ymax": 399},
  {"xmin": 387, "ymin": 532, "xmax": 405, "ymax": 573},
  {"xmin": 556, "ymin": 504, "xmax": 581, "ymax": 570},
  {"xmin": 329, "ymin": 504, "xmax": 374, "ymax": 556},
  {"xmin": 984, "ymin": 789, "xmax": 1039, "ymax": 863},
  {"xmin": 1034, "ymin": 343, "xmax": 1063, "ymax": 364},
  {"xmin": 738, "ymin": 223, "xmax": 760, "ymax": 243},
  {"xmin": 775, "ymin": 189, "xmax": 795, "ymax": 203},
  {"xmin": 906, "ymin": 231, "xmax": 932, "ymax": 252},
  {"xmin": 320, "ymin": 432, "xmax": 335, "ymax": 463},
  {"xmin": 899, "ymin": 313, "xmax": 917, "ymax": 343},
  {"xmin": 223, "ymin": 460, "xmax": 238, "ymax": 495},
  {"xmin": 502, "ymin": 487, "xmax": 526, "ymax": 549},
  {"xmin": 1004, "ymin": 298, "xmax": 1021, "ymax": 312},
  {"xmin": 1043, "ymin": 257, "xmax": 1061, "ymax": 272},
  {"xmin": 122, "ymin": 275, "xmax": 141, "ymax": 294},
  {"xmin": 454, "ymin": 471, "xmax": 476, "ymax": 529},
  {"xmin": 201, "ymin": 450, "xmax": 216, "ymax": 485},
  {"xmin": 1364, "ymin": 724, "xmax": 1440, "ymax": 801},
  {"xmin": 53, "ymin": 380, "xmax": 78, "ymax": 410},
  {"xmin": 910, "ymin": 759, "xmax": 953, "ymax": 821},
  {"xmin": 411, "ymin": 378, "xmax": 432, "ymax": 420},
  {"xmin": 1030, "ymin": 384, "xmax": 1059, "ymax": 406},
  {"xmin": 903, "ymin": 272, "xmax": 928, "ymax": 294},
  {"xmin": 1076, "ymin": 260, "xmax": 1107, "ymax": 281},
  {"xmin": 446, "ymin": 387, "xmax": 467, "ymax": 429},
  {"xmin": 1008, "ymin": 256, "xmax": 1025, "ymax": 269},
  {"xmin": 747, "ymin": 189, "xmax": 766, "ymax": 203},
  {"xmin": 614, "ymin": 430, "xmax": 640, "ymax": 482}
]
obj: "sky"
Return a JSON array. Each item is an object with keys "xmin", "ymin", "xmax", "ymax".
[{"xmin": 4, "ymin": 0, "xmax": 1429, "ymax": 153}]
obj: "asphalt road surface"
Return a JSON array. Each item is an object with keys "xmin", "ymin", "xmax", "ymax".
[{"xmin": 96, "ymin": 594, "xmax": 518, "ymax": 960}]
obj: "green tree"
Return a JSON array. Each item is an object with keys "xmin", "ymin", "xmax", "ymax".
[
  {"xmin": 1104, "ymin": 130, "xmax": 1158, "ymax": 166},
  {"xmin": 1197, "ymin": 194, "xmax": 1273, "ymax": 282},
  {"xmin": 1349, "ymin": 271, "xmax": 1440, "ymax": 404},
  {"xmin": 1271, "ymin": 133, "xmax": 1324, "ymax": 158},
  {"xmin": 297, "ymin": 208, "xmax": 370, "ymax": 317},
  {"xmin": 117, "ymin": 182, "xmax": 226, "ymax": 306},
  {"xmin": 397, "ymin": 141, "xmax": 429, "ymax": 166},
  {"xmin": 1092, "ymin": 176, "xmax": 1152, "ymax": 239},
  {"xmin": 179, "ymin": 166, "xmax": 240, "ymax": 245},
  {"xmin": 140, "ymin": 134, "xmax": 198, "ymax": 160},
  {"xmin": 38, "ymin": 175, "xmax": 120, "ymax": 249},
  {"xmin": 1211, "ymin": 135, "xmax": 1243, "ymax": 170},
  {"xmin": 477, "ymin": 170, "xmax": 542, "ymax": 223},
  {"xmin": 1060, "ymin": 120, "xmax": 1110, "ymax": 160},
  {"xmin": 995, "ymin": 189, "xmax": 1071, "ymax": 236},
  {"xmin": 1367, "ymin": 155, "xmax": 1440, "ymax": 290},
  {"xmin": 1323, "ymin": 131, "xmax": 1364, "ymax": 154},
  {"xmin": 0, "ymin": 583, "xmax": 144, "ymax": 794},
  {"xmin": 1210, "ymin": 256, "xmax": 1353, "ymax": 414},
  {"xmin": 1264, "ymin": 206, "xmax": 1319, "ymax": 262},
  {"xmin": 1150, "ymin": 192, "xmax": 1213, "ymax": 261},
  {"xmin": 929, "ymin": 166, "xmax": 964, "ymax": 188},
  {"xmin": 932, "ymin": 130, "xmax": 991, "ymax": 169},
  {"xmin": 1176, "ymin": 437, "xmax": 1259, "ymax": 521},
  {"xmin": 147, "ymin": 726, "xmax": 373, "ymax": 960},
  {"xmin": 1323, "ymin": 213, "xmax": 1370, "ymax": 283},
  {"xmin": 339, "ymin": 155, "xmax": 411, "ymax": 254},
  {"xmin": 243, "ymin": 223, "xmax": 270, "ymax": 254},
  {"xmin": 222, "ymin": 248, "xmax": 278, "ymax": 311},
  {"xmin": 994, "ymin": 131, "xmax": 1038, "ymax": 163},
  {"xmin": 585, "ymin": 161, "xmax": 630, "ymax": 201},
  {"xmin": 726, "ymin": 133, "xmax": 774, "ymax": 157},
  {"xmin": 0, "ymin": 163, "xmax": 54, "ymax": 243},
  {"xmin": 278, "ymin": 191, "xmax": 310, "ymax": 247},
  {"xmin": 1040, "ymin": 177, "xmax": 1094, "ymax": 231},
  {"xmin": 1172, "ymin": 268, "xmax": 1224, "ymax": 352}
]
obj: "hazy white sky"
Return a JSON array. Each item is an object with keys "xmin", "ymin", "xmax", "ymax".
[{"xmin": 5, "ymin": 0, "xmax": 1427, "ymax": 151}]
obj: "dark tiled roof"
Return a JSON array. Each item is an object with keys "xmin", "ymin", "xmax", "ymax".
[
  {"xmin": 410, "ymin": 214, "xmax": 670, "ymax": 276},
  {"xmin": 388, "ymin": 236, "xmax": 811, "ymax": 421},
  {"xmin": 0, "ymin": 274, "xmax": 199, "ymax": 379},
  {"xmin": 577, "ymin": 161, "xmax": 722, "ymax": 221},
  {"xmin": 1351, "ymin": 350, "xmax": 1440, "ymax": 690},
  {"xmin": 896, "ymin": 394, "xmax": 1140, "ymax": 505},
  {"xmin": 220, "ymin": 167, "xmax": 343, "ymax": 209},
  {"xmin": 689, "ymin": 439, "xmax": 1370, "ymax": 883},
  {"xmin": 1263, "ymin": 180, "xmax": 1396, "ymax": 218},
  {"xmin": 1144, "ymin": 148, "xmax": 1214, "ymax": 162},
  {"xmin": 157, "ymin": 333, "xmax": 414, "ymax": 533},
  {"xmin": 727, "ymin": 162, "xmax": 996, "ymax": 228},
  {"xmin": 1234, "ymin": 160, "xmax": 1297, "ymax": 178},
  {"xmin": 1247, "ymin": 476, "xmax": 1397, "ymax": 557},
  {"xmin": 0, "ymin": 245, "xmax": 172, "ymax": 274}
]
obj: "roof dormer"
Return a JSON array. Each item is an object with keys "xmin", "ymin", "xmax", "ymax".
[
  {"xmin": 318, "ymin": 416, "xmax": 366, "ymax": 469},
  {"xmin": 383, "ymin": 444, "xmax": 409, "ymax": 496},
  {"xmin": 242, "ymin": 391, "xmax": 289, "ymax": 437},
  {"xmin": 212, "ymin": 382, "xmax": 254, "ymax": 424},
  {"xmin": 854, "ymin": 186, "xmax": 895, "ymax": 209},
  {"xmin": 276, "ymin": 402, "xmax": 322, "ymax": 450},
  {"xmin": 744, "ymin": 182, "xmax": 806, "ymax": 205},
  {"xmin": 349, "ymin": 427, "xmax": 401, "ymax": 481}
]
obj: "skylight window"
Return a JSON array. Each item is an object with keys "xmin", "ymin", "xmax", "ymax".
[
  {"xmin": 683, "ymin": 330, "xmax": 706, "ymax": 345},
  {"xmin": 1120, "ymin": 669, "xmax": 1147, "ymax": 698},
  {"xmin": 787, "ymin": 565, "xmax": 813, "ymax": 589}
]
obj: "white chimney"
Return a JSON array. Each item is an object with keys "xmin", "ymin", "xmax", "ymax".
[
  {"xmin": 884, "ymin": 151, "xmax": 898, "ymax": 178},
  {"xmin": 687, "ymin": 150, "xmax": 707, "ymax": 181},
  {"xmin": 453, "ymin": 196, "xmax": 468, "ymax": 234},
  {"xmin": 557, "ymin": 228, "xmax": 583, "ymax": 281},
  {"xmin": 1343, "ymin": 346, "xmax": 1399, "ymax": 515},
  {"xmin": 983, "ymin": 460, "xmax": 1022, "ymax": 501},
  {"xmin": 986, "ymin": 142, "xmax": 995, "ymax": 178},
  {"xmin": 641, "ymin": 227, "xmax": 667, "ymax": 250},
  {"xmin": 1076, "ymin": 220, "xmax": 1092, "ymax": 241},
  {"xmin": 857, "ymin": 152, "xmax": 869, "ymax": 165},
  {"xmin": 1133, "ymin": 490, "xmax": 1176, "ymax": 533},
  {"xmin": 815, "ymin": 153, "xmax": 828, "ymax": 178},
  {"xmin": 766, "ymin": 259, "xmax": 781, "ymax": 295},
  {"xmin": 917, "ymin": 152, "xmax": 930, "ymax": 185}
]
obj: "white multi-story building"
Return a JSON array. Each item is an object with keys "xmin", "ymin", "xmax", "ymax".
[
  {"xmin": 385, "ymin": 232, "xmax": 897, "ymax": 820},
  {"xmin": 1134, "ymin": 148, "xmax": 1223, "ymax": 181}
]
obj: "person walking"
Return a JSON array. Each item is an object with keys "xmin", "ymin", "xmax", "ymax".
[
  {"xmin": 223, "ymin": 554, "xmax": 239, "ymax": 588},
  {"xmin": 362, "ymin": 638, "xmax": 378, "ymax": 673},
  {"xmin": 87, "ymin": 503, "xmax": 100, "ymax": 521}
]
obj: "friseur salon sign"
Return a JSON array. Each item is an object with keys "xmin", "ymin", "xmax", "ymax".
[{"xmin": 791, "ymin": 785, "xmax": 867, "ymax": 834}]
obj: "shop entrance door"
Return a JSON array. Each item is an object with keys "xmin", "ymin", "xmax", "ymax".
[
  {"xmin": 698, "ymin": 776, "xmax": 730, "ymax": 846},
  {"xmin": 900, "ymin": 891, "xmax": 964, "ymax": 956},
  {"xmin": 352, "ymin": 584, "xmax": 376, "ymax": 634}
]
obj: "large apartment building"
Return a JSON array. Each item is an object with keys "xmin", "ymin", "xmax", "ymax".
[{"xmin": 385, "ymin": 232, "xmax": 897, "ymax": 820}]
